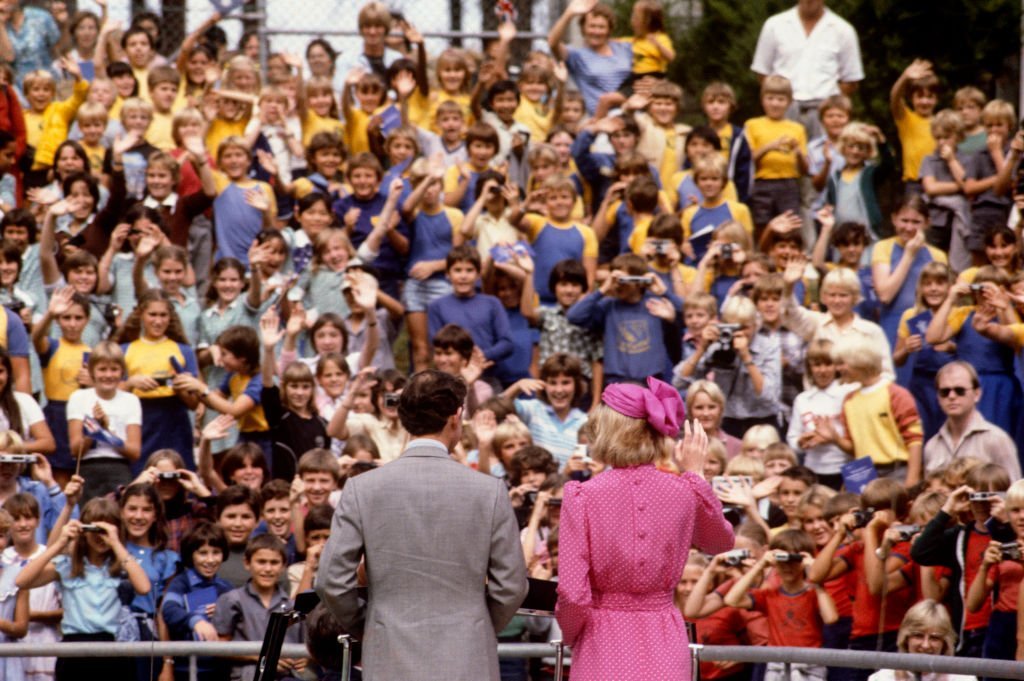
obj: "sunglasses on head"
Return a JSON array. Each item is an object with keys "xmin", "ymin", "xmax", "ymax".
[{"xmin": 938, "ymin": 386, "xmax": 969, "ymax": 397}]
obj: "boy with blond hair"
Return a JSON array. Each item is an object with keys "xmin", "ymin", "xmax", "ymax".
[
  {"xmin": 681, "ymin": 154, "xmax": 754, "ymax": 263},
  {"xmin": 103, "ymin": 97, "xmax": 159, "ymax": 200},
  {"xmin": 630, "ymin": 80, "xmax": 692, "ymax": 183},
  {"xmin": 74, "ymin": 102, "xmax": 109, "ymax": 176},
  {"xmin": 953, "ymin": 85, "xmax": 987, "ymax": 154},
  {"xmin": 146, "ymin": 66, "xmax": 182, "ymax": 151},
  {"xmin": 745, "ymin": 75, "xmax": 807, "ymax": 236}
]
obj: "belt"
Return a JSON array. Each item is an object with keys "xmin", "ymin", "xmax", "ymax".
[
  {"xmin": 797, "ymin": 98, "xmax": 825, "ymax": 111},
  {"xmin": 592, "ymin": 591, "xmax": 674, "ymax": 612}
]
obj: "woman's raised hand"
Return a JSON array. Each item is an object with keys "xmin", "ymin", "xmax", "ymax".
[{"xmin": 674, "ymin": 419, "xmax": 708, "ymax": 475}]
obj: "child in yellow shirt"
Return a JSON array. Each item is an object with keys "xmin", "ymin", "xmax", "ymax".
[
  {"xmin": 146, "ymin": 66, "xmax": 183, "ymax": 151},
  {"xmin": 26, "ymin": 60, "xmax": 89, "ymax": 177},
  {"xmin": 890, "ymin": 60, "xmax": 939, "ymax": 190},
  {"xmin": 74, "ymin": 102, "xmax": 109, "ymax": 177},
  {"xmin": 342, "ymin": 69, "xmax": 388, "ymax": 156},
  {"xmin": 624, "ymin": 0, "xmax": 674, "ymax": 82}
]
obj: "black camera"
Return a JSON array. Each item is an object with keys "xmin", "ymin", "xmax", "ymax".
[
  {"xmin": 969, "ymin": 491, "xmax": 1002, "ymax": 502},
  {"xmin": 773, "ymin": 552, "xmax": 803, "ymax": 564},
  {"xmin": 153, "ymin": 374, "xmax": 173, "ymax": 387},
  {"xmin": 383, "ymin": 392, "xmax": 401, "ymax": 408},
  {"xmin": 101, "ymin": 302, "xmax": 120, "ymax": 328},
  {"xmin": 708, "ymin": 323, "xmax": 742, "ymax": 369},
  {"xmin": 157, "ymin": 471, "xmax": 181, "ymax": 480},
  {"xmin": 488, "ymin": 185, "xmax": 501, "ymax": 196},
  {"xmin": 891, "ymin": 524, "xmax": 920, "ymax": 542},
  {"xmin": 547, "ymin": 498, "xmax": 562, "ymax": 508},
  {"xmin": 720, "ymin": 549, "xmax": 751, "ymax": 567},
  {"xmin": 720, "ymin": 243, "xmax": 735, "ymax": 261},
  {"xmin": 1001, "ymin": 541, "xmax": 1022, "ymax": 561},
  {"xmin": 618, "ymin": 275, "xmax": 652, "ymax": 286},
  {"xmin": 2, "ymin": 298, "xmax": 24, "ymax": 314},
  {"xmin": 969, "ymin": 284, "xmax": 985, "ymax": 294},
  {"xmin": 80, "ymin": 524, "xmax": 105, "ymax": 533},
  {"xmin": 851, "ymin": 507, "xmax": 875, "ymax": 529},
  {"xmin": 650, "ymin": 239, "xmax": 671, "ymax": 256}
]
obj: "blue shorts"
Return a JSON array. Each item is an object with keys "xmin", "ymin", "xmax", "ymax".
[{"xmin": 402, "ymin": 276, "xmax": 452, "ymax": 313}]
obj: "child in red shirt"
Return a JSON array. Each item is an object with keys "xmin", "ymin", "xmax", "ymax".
[{"xmin": 726, "ymin": 529, "xmax": 838, "ymax": 681}]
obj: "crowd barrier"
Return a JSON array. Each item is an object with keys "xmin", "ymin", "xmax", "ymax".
[{"xmin": 0, "ymin": 641, "xmax": 1022, "ymax": 681}]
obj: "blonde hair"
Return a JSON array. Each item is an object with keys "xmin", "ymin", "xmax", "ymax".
[
  {"xmin": 0, "ymin": 430, "xmax": 24, "ymax": 452},
  {"xmin": 528, "ymin": 144, "xmax": 560, "ymax": 169},
  {"xmin": 683, "ymin": 292, "xmax": 718, "ymax": 316},
  {"xmin": 930, "ymin": 109, "xmax": 965, "ymax": 140},
  {"xmin": 171, "ymin": 107, "xmax": 206, "ymax": 147},
  {"xmin": 76, "ymin": 101, "xmax": 108, "ymax": 126},
  {"xmin": 705, "ymin": 438, "xmax": 727, "ymax": 476},
  {"xmin": 915, "ymin": 262, "xmax": 952, "ymax": 309},
  {"xmin": 741, "ymin": 424, "xmax": 779, "ymax": 454},
  {"xmin": 981, "ymin": 99, "xmax": 1016, "ymax": 129},
  {"xmin": 760, "ymin": 75, "xmax": 792, "ymax": 99},
  {"xmin": 120, "ymin": 96, "xmax": 154, "ymax": 121},
  {"xmin": 952, "ymin": 86, "xmax": 986, "ymax": 110},
  {"xmin": 216, "ymin": 135, "xmax": 251, "ymax": 161},
  {"xmin": 832, "ymin": 334, "xmax": 883, "ymax": 376},
  {"xmin": 692, "ymin": 153, "xmax": 727, "ymax": 180},
  {"xmin": 897, "ymin": 600, "xmax": 957, "ymax": 655},
  {"xmin": 1005, "ymin": 479, "xmax": 1024, "ymax": 510},
  {"xmin": 22, "ymin": 70, "xmax": 56, "ymax": 94},
  {"xmin": 720, "ymin": 295, "xmax": 757, "ymax": 329},
  {"xmin": 588, "ymin": 403, "xmax": 672, "ymax": 468},
  {"xmin": 763, "ymin": 442, "xmax": 797, "ymax": 468},
  {"xmin": 686, "ymin": 379, "xmax": 725, "ymax": 412},
  {"xmin": 821, "ymin": 267, "xmax": 863, "ymax": 303},
  {"xmin": 725, "ymin": 454, "xmax": 765, "ymax": 482},
  {"xmin": 714, "ymin": 220, "xmax": 753, "ymax": 253},
  {"xmin": 837, "ymin": 122, "xmax": 878, "ymax": 161},
  {"xmin": 493, "ymin": 420, "xmax": 532, "ymax": 455},
  {"xmin": 701, "ymin": 81, "xmax": 736, "ymax": 109},
  {"xmin": 88, "ymin": 340, "xmax": 127, "ymax": 373},
  {"xmin": 358, "ymin": 1, "xmax": 392, "ymax": 29}
]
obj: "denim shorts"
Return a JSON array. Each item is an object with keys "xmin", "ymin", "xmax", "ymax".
[{"xmin": 402, "ymin": 276, "xmax": 452, "ymax": 313}]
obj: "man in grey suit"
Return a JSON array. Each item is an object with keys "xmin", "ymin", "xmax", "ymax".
[{"xmin": 317, "ymin": 370, "xmax": 528, "ymax": 681}]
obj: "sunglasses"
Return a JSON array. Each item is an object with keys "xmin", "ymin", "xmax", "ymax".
[{"xmin": 938, "ymin": 386, "xmax": 969, "ymax": 398}]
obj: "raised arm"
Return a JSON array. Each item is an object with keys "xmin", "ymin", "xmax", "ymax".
[
  {"xmin": 890, "ymin": 60, "xmax": 932, "ymax": 122},
  {"xmin": 548, "ymin": 0, "xmax": 596, "ymax": 62}
]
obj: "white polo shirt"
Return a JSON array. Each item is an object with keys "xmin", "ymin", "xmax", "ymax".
[{"xmin": 751, "ymin": 7, "xmax": 864, "ymax": 102}]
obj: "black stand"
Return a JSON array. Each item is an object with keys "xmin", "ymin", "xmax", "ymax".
[{"xmin": 253, "ymin": 591, "xmax": 319, "ymax": 681}]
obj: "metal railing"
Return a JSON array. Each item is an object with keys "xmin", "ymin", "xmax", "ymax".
[{"xmin": 1, "ymin": 641, "xmax": 1022, "ymax": 681}]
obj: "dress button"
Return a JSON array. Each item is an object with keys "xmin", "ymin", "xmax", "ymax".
[
  {"xmin": 637, "ymin": 503, "xmax": 645, "ymax": 511},
  {"xmin": 633, "ymin": 479, "xmax": 641, "ymax": 486},
  {"xmin": 638, "ymin": 530, "xmax": 646, "ymax": 539}
]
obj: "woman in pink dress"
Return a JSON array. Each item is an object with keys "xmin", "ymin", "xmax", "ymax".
[{"xmin": 556, "ymin": 376, "xmax": 735, "ymax": 680}]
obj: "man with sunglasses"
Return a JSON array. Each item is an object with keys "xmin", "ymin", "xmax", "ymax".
[{"xmin": 922, "ymin": 361, "xmax": 1020, "ymax": 479}]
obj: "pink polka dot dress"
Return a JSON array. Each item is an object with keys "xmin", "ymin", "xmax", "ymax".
[{"xmin": 555, "ymin": 465, "xmax": 735, "ymax": 680}]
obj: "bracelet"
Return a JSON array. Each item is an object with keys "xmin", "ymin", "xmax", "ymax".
[
  {"xmin": 743, "ymin": 360, "xmax": 755, "ymax": 367},
  {"xmin": 48, "ymin": 485, "xmax": 62, "ymax": 497}
]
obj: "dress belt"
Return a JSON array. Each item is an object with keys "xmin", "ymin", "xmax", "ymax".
[{"xmin": 592, "ymin": 591, "xmax": 674, "ymax": 612}]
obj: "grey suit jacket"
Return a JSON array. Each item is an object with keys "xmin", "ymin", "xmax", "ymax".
[{"xmin": 317, "ymin": 443, "xmax": 528, "ymax": 681}]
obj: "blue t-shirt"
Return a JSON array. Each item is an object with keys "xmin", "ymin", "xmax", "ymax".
[
  {"xmin": 332, "ymin": 192, "xmax": 409, "ymax": 277},
  {"xmin": 494, "ymin": 308, "xmax": 538, "ymax": 387},
  {"xmin": 565, "ymin": 42, "xmax": 633, "ymax": 115},
  {"xmin": 408, "ymin": 207, "xmax": 459, "ymax": 275},
  {"xmin": 427, "ymin": 293, "xmax": 513, "ymax": 363}
]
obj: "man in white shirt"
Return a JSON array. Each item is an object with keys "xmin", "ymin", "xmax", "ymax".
[
  {"xmin": 750, "ymin": 0, "xmax": 864, "ymax": 139},
  {"xmin": 923, "ymin": 361, "xmax": 1020, "ymax": 479}
]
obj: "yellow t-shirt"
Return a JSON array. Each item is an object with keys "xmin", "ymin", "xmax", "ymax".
[
  {"xmin": 81, "ymin": 141, "xmax": 106, "ymax": 177},
  {"xmin": 745, "ymin": 116, "xmax": 807, "ymax": 180},
  {"xmin": 147, "ymin": 110, "xmax": 176, "ymax": 151},
  {"xmin": 628, "ymin": 32, "xmax": 672, "ymax": 75},
  {"xmin": 514, "ymin": 98, "xmax": 554, "ymax": 144},
  {"xmin": 715, "ymin": 123, "xmax": 734, "ymax": 165},
  {"xmin": 841, "ymin": 380, "xmax": 922, "ymax": 465},
  {"xmin": 1008, "ymin": 323, "xmax": 1024, "ymax": 351},
  {"xmin": 627, "ymin": 213, "xmax": 656, "ymax": 254},
  {"xmin": 301, "ymin": 110, "xmax": 345, "ymax": 148},
  {"xmin": 895, "ymin": 109, "xmax": 935, "ymax": 182},
  {"xmin": 124, "ymin": 337, "xmax": 186, "ymax": 399},
  {"xmin": 132, "ymin": 65, "xmax": 151, "ymax": 103},
  {"xmin": 521, "ymin": 214, "xmax": 598, "ymax": 260},
  {"xmin": 23, "ymin": 110, "xmax": 44, "ymax": 150},
  {"xmin": 206, "ymin": 117, "xmax": 248, "ymax": 161},
  {"xmin": 408, "ymin": 90, "xmax": 474, "ymax": 134},
  {"xmin": 227, "ymin": 372, "xmax": 268, "ymax": 433},
  {"xmin": 41, "ymin": 338, "xmax": 90, "ymax": 401}
]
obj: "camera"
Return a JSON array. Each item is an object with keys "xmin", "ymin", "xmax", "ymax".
[
  {"xmin": 383, "ymin": 392, "xmax": 401, "ymax": 408},
  {"xmin": 1000, "ymin": 541, "xmax": 1021, "ymax": 561},
  {"xmin": 157, "ymin": 471, "xmax": 181, "ymax": 480},
  {"xmin": 650, "ymin": 239, "xmax": 671, "ymax": 256},
  {"xmin": 547, "ymin": 498, "xmax": 562, "ymax": 508},
  {"xmin": 773, "ymin": 552, "xmax": 803, "ymax": 564},
  {"xmin": 101, "ymin": 303, "xmax": 120, "ymax": 328},
  {"xmin": 969, "ymin": 284, "xmax": 985, "ymax": 294},
  {"xmin": 0, "ymin": 454, "xmax": 35, "ymax": 464},
  {"xmin": 524, "ymin": 491, "xmax": 538, "ymax": 506},
  {"xmin": 720, "ymin": 243, "xmax": 735, "ymax": 261},
  {"xmin": 851, "ymin": 507, "xmax": 875, "ymax": 529},
  {"xmin": 80, "ymin": 524, "xmax": 105, "ymax": 533},
  {"xmin": 153, "ymin": 374, "xmax": 172, "ymax": 387},
  {"xmin": 2, "ymin": 298, "xmax": 24, "ymax": 315},
  {"xmin": 720, "ymin": 549, "xmax": 751, "ymax": 567},
  {"xmin": 488, "ymin": 185, "xmax": 501, "ymax": 196},
  {"xmin": 708, "ymin": 323, "xmax": 742, "ymax": 369},
  {"xmin": 969, "ymin": 491, "xmax": 1002, "ymax": 502},
  {"xmin": 891, "ymin": 524, "xmax": 920, "ymax": 542},
  {"xmin": 618, "ymin": 275, "xmax": 652, "ymax": 286}
]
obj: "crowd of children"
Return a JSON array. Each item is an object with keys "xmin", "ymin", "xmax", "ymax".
[{"xmin": 0, "ymin": 0, "xmax": 1023, "ymax": 678}]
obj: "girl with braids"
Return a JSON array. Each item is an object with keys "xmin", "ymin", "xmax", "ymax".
[{"xmin": 117, "ymin": 290, "xmax": 200, "ymax": 471}]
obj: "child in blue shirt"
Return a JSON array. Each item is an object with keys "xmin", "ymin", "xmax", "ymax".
[
  {"xmin": 567, "ymin": 252, "xmax": 682, "ymax": 385},
  {"xmin": 161, "ymin": 522, "xmax": 234, "ymax": 680},
  {"xmin": 333, "ymin": 152, "xmax": 410, "ymax": 297},
  {"xmin": 427, "ymin": 245, "xmax": 513, "ymax": 368}
]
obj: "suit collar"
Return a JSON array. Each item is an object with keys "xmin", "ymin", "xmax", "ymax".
[{"xmin": 402, "ymin": 438, "xmax": 452, "ymax": 458}]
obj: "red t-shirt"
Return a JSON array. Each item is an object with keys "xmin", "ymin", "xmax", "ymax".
[
  {"xmin": 964, "ymin": 530, "xmax": 994, "ymax": 630},
  {"xmin": 749, "ymin": 585, "xmax": 824, "ymax": 647},
  {"xmin": 694, "ymin": 607, "xmax": 750, "ymax": 679},
  {"xmin": 824, "ymin": 567, "xmax": 854, "ymax": 619},
  {"xmin": 838, "ymin": 540, "xmax": 917, "ymax": 639},
  {"xmin": 988, "ymin": 559, "xmax": 1024, "ymax": 612}
]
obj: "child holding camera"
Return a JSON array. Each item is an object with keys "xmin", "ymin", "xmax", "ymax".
[
  {"xmin": 674, "ymin": 296, "xmax": 782, "ymax": 438},
  {"xmin": 725, "ymin": 529, "xmax": 838, "ymax": 681},
  {"xmin": 566, "ymin": 253, "xmax": 681, "ymax": 386},
  {"xmin": 66, "ymin": 341, "xmax": 142, "ymax": 503},
  {"xmin": 964, "ymin": 478, "xmax": 1024, "ymax": 663}
]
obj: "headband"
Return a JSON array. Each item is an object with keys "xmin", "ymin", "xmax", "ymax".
[{"xmin": 601, "ymin": 377, "xmax": 685, "ymax": 438}]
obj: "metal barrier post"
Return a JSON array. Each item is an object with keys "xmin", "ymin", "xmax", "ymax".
[
  {"xmin": 552, "ymin": 640, "xmax": 564, "ymax": 681},
  {"xmin": 690, "ymin": 643, "xmax": 703, "ymax": 681},
  {"xmin": 338, "ymin": 634, "xmax": 352, "ymax": 681},
  {"xmin": 189, "ymin": 655, "xmax": 197, "ymax": 681},
  {"xmin": 783, "ymin": 662, "xmax": 792, "ymax": 681}
]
